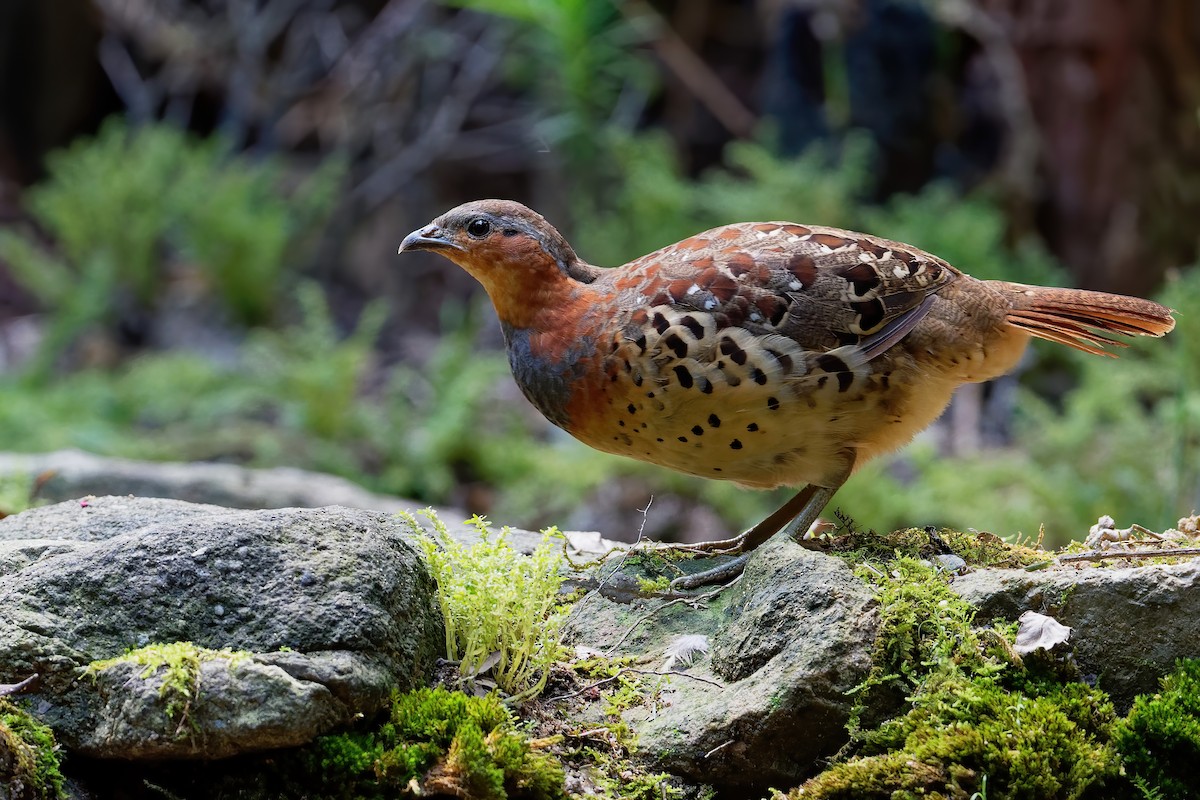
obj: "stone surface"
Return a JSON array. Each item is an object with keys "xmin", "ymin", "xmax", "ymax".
[
  {"xmin": 565, "ymin": 538, "xmax": 879, "ymax": 792},
  {"xmin": 0, "ymin": 449, "xmax": 429, "ymax": 514},
  {"xmin": 952, "ymin": 559, "xmax": 1200, "ymax": 709},
  {"xmin": 0, "ymin": 496, "xmax": 443, "ymax": 759}
]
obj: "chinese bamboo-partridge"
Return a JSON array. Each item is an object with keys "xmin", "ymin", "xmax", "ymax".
[{"xmin": 399, "ymin": 200, "xmax": 1176, "ymax": 588}]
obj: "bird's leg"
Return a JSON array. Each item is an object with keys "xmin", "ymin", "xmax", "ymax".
[
  {"xmin": 669, "ymin": 452, "xmax": 855, "ymax": 591},
  {"xmin": 669, "ymin": 483, "xmax": 839, "ymax": 590}
]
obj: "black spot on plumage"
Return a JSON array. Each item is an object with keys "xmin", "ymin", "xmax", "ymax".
[
  {"xmin": 627, "ymin": 403, "xmax": 637, "ymax": 414},
  {"xmin": 678, "ymin": 436, "xmax": 688, "ymax": 443},
  {"xmin": 767, "ymin": 349, "xmax": 794, "ymax": 373},
  {"xmin": 656, "ymin": 437, "xmax": 664, "ymax": 442},
  {"xmin": 708, "ymin": 413, "xmax": 721, "ymax": 428},
  {"xmin": 692, "ymin": 425, "xmax": 704, "ymax": 436},
  {"xmin": 618, "ymin": 420, "xmax": 625, "ymax": 427},
  {"xmin": 767, "ymin": 396, "xmax": 780, "ymax": 411},
  {"xmin": 730, "ymin": 439, "xmax": 743, "ymax": 450},
  {"xmin": 816, "ymin": 354, "xmax": 849, "ymax": 373},
  {"xmin": 633, "ymin": 334, "xmax": 648, "ymax": 353},
  {"xmin": 719, "ymin": 337, "xmax": 748, "ymax": 365},
  {"xmin": 663, "ymin": 333, "xmax": 688, "ymax": 359},
  {"xmin": 850, "ymin": 299, "xmax": 886, "ymax": 331},
  {"xmin": 751, "ymin": 368, "xmax": 767, "ymax": 385},
  {"xmin": 698, "ymin": 377, "xmax": 713, "ymax": 394},
  {"xmin": 818, "ymin": 375, "xmax": 829, "ymax": 389},
  {"xmin": 835, "ymin": 331, "xmax": 860, "ymax": 347},
  {"xmin": 673, "ymin": 365, "xmax": 694, "ymax": 389},
  {"xmin": 680, "ymin": 315, "xmax": 704, "ymax": 339},
  {"xmin": 837, "ymin": 371, "xmax": 853, "ymax": 392},
  {"xmin": 652, "ymin": 313, "xmax": 670, "ymax": 334},
  {"xmin": 747, "ymin": 422, "xmax": 759, "ymax": 432}
]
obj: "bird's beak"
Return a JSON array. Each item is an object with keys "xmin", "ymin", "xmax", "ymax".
[{"xmin": 398, "ymin": 224, "xmax": 464, "ymax": 254}]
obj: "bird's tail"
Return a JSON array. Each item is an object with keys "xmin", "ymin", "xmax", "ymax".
[{"xmin": 996, "ymin": 282, "xmax": 1176, "ymax": 357}]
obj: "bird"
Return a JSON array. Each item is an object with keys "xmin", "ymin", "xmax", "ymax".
[{"xmin": 399, "ymin": 200, "xmax": 1176, "ymax": 589}]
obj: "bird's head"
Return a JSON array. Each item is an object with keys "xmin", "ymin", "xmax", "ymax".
[{"xmin": 399, "ymin": 200, "xmax": 598, "ymax": 325}]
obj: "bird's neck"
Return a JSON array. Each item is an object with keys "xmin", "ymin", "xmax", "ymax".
[{"xmin": 472, "ymin": 256, "xmax": 603, "ymax": 330}]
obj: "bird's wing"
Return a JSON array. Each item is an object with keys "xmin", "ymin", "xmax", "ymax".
[{"xmin": 611, "ymin": 221, "xmax": 957, "ymax": 360}]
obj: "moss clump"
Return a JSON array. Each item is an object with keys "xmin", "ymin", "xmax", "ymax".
[
  {"xmin": 794, "ymin": 558, "xmax": 1118, "ymax": 799},
  {"xmin": 1113, "ymin": 659, "xmax": 1200, "ymax": 799},
  {"xmin": 307, "ymin": 687, "xmax": 565, "ymax": 799},
  {"xmin": 0, "ymin": 699, "xmax": 65, "ymax": 800},
  {"xmin": 83, "ymin": 641, "xmax": 250, "ymax": 734},
  {"xmin": 830, "ymin": 522, "xmax": 1047, "ymax": 570},
  {"xmin": 406, "ymin": 510, "xmax": 570, "ymax": 701}
]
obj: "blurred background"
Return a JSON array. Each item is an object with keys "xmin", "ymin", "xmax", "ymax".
[{"xmin": 0, "ymin": 0, "xmax": 1196, "ymax": 548}]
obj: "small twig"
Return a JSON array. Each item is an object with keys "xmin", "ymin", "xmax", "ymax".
[
  {"xmin": 604, "ymin": 580, "xmax": 736, "ymax": 658},
  {"xmin": 1058, "ymin": 547, "xmax": 1200, "ymax": 565},
  {"xmin": 625, "ymin": 668, "xmax": 723, "ymax": 688},
  {"xmin": 546, "ymin": 673, "xmax": 623, "ymax": 702},
  {"xmin": 546, "ymin": 663, "xmax": 722, "ymax": 703},
  {"xmin": 704, "ymin": 739, "xmax": 735, "ymax": 758},
  {"xmin": 619, "ymin": 0, "xmax": 756, "ymax": 138}
]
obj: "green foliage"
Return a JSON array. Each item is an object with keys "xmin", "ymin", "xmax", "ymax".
[
  {"xmin": 799, "ymin": 558, "xmax": 1120, "ymax": 799},
  {"xmin": 83, "ymin": 641, "xmax": 250, "ymax": 732},
  {"xmin": 409, "ymin": 511, "xmax": 570, "ymax": 701},
  {"xmin": 446, "ymin": 0, "xmax": 653, "ymax": 174},
  {"xmin": 307, "ymin": 687, "xmax": 565, "ymax": 799},
  {"xmin": 0, "ymin": 473, "xmax": 40, "ymax": 516},
  {"xmin": 0, "ymin": 116, "xmax": 342, "ymax": 378},
  {"xmin": 1113, "ymin": 659, "xmax": 1200, "ymax": 800},
  {"xmin": 0, "ymin": 699, "xmax": 66, "ymax": 800},
  {"xmin": 575, "ymin": 132, "xmax": 877, "ymax": 266},
  {"xmin": 245, "ymin": 282, "xmax": 387, "ymax": 441}
]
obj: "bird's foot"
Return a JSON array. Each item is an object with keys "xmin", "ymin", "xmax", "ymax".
[{"xmin": 669, "ymin": 553, "xmax": 750, "ymax": 591}]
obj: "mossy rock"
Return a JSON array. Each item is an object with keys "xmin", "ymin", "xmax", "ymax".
[{"xmin": 0, "ymin": 699, "xmax": 65, "ymax": 800}]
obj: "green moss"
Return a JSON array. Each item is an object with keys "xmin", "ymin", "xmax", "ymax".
[
  {"xmin": 83, "ymin": 641, "xmax": 251, "ymax": 733},
  {"xmin": 1113, "ymin": 659, "xmax": 1200, "ymax": 800},
  {"xmin": 0, "ymin": 699, "xmax": 65, "ymax": 799},
  {"xmin": 306, "ymin": 687, "xmax": 566, "ymax": 799},
  {"xmin": 796, "ymin": 558, "xmax": 1119, "ymax": 799},
  {"xmin": 406, "ymin": 510, "xmax": 570, "ymax": 701},
  {"xmin": 830, "ymin": 523, "xmax": 1046, "ymax": 570}
]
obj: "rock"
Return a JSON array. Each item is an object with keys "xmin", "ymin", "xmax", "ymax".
[
  {"xmin": 0, "ymin": 496, "xmax": 444, "ymax": 759},
  {"xmin": 0, "ymin": 451, "xmax": 617, "ymax": 559},
  {"xmin": 0, "ymin": 449, "xmax": 431, "ymax": 514},
  {"xmin": 565, "ymin": 538, "xmax": 878, "ymax": 792},
  {"xmin": 952, "ymin": 559, "xmax": 1200, "ymax": 709}
]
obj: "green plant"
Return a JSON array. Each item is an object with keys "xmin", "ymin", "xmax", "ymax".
[
  {"xmin": 0, "ymin": 473, "xmax": 40, "ymax": 516},
  {"xmin": 245, "ymin": 282, "xmax": 387, "ymax": 441},
  {"xmin": 0, "ymin": 699, "xmax": 65, "ymax": 799},
  {"xmin": 0, "ymin": 117, "xmax": 342, "ymax": 379},
  {"xmin": 308, "ymin": 687, "xmax": 565, "ymax": 799},
  {"xmin": 1113, "ymin": 659, "xmax": 1200, "ymax": 800},
  {"xmin": 794, "ymin": 558, "xmax": 1119, "ymax": 799},
  {"xmin": 446, "ymin": 0, "xmax": 652, "ymax": 181},
  {"xmin": 82, "ymin": 641, "xmax": 250, "ymax": 733},
  {"xmin": 408, "ymin": 511, "xmax": 570, "ymax": 701}
]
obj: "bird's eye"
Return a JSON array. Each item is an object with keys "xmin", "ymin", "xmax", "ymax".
[{"xmin": 466, "ymin": 218, "xmax": 491, "ymax": 238}]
